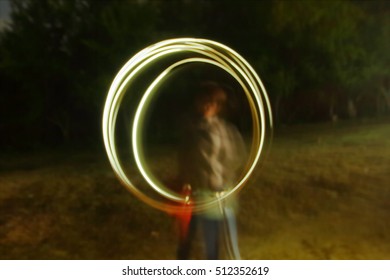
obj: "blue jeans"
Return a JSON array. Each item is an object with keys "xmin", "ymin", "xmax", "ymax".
[
  {"xmin": 202, "ymin": 207, "xmax": 240, "ymax": 260},
  {"xmin": 176, "ymin": 207, "xmax": 240, "ymax": 260}
]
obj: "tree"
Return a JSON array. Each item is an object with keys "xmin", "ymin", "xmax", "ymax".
[
  {"xmin": 357, "ymin": 1, "xmax": 390, "ymax": 116},
  {"xmin": 1, "ymin": 0, "xmax": 162, "ymax": 147},
  {"xmin": 263, "ymin": 0, "xmax": 379, "ymax": 122},
  {"xmin": 1, "ymin": 0, "xmax": 93, "ymax": 145}
]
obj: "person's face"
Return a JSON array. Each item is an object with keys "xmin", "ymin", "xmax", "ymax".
[
  {"xmin": 200, "ymin": 101, "xmax": 218, "ymax": 118},
  {"xmin": 196, "ymin": 89, "xmax": 225, "ymax": 118}
]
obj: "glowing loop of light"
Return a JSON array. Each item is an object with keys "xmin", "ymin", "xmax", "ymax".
[{"xmin": 102, "ymin": 38, "xmax": 272, "ymax": 213}]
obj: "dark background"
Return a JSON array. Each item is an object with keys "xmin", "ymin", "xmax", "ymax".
[{"xmin": 0, "ymin": 0, "xmax": 389, "ymax": 150}]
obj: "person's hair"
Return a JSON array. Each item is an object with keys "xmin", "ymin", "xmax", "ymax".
[{"xmin": 196, "ymin": 81, "xmax": 227, "ymax": 108}]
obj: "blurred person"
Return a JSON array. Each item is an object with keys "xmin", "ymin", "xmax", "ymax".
[{"xmin": 176, "ymin": 81, "xmax": 246, "ymax": 260}]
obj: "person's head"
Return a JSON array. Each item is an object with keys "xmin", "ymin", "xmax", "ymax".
[{"xmin": 195, "ymin": 82, "xmax": 227, "ymax": 119}]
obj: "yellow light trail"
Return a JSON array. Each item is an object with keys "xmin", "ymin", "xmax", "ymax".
[{"xmin": 102, "ymin": 38, "xmax": 272, "ymax": 213}]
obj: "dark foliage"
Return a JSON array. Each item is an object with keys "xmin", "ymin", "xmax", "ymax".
[{"xmin": 0, "ymin": 0, "xmax": 389, "ymax": 150}]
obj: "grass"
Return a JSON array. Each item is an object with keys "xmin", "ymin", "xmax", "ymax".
[{"xmin": 0, "ymin": 119, "xmax": 389, "ymax": 259}]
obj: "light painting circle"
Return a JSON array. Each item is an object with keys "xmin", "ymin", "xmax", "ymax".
[{"xmin": 102, "ymin": 38, "xmax": 273, "ymax": 213}]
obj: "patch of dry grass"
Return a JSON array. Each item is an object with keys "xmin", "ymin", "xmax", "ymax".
[{"xmin": 0, "ymin": 119, "xmax": 389, "ymax": 259}]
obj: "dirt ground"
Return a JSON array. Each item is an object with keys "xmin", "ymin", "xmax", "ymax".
[{"xmin": 0, "ymin": 120, "xmax": 389, "ymax": 259}]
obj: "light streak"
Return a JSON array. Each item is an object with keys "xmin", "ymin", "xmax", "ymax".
[{"xmin": 102, "ymin": 38, "xmax": 272, "ymax": 212}]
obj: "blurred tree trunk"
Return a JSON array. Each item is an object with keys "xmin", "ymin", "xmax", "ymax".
[
  {"xmin": 347, "ymin": 98, "xmax": 357, "ymax": 119},
  {"xmin": 379, "ymin": 80, "xmax": 390, "ymax": 115},
  {"xmin": 329, "ymin": 93, "xmax": 338, "ymax": 122}
]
